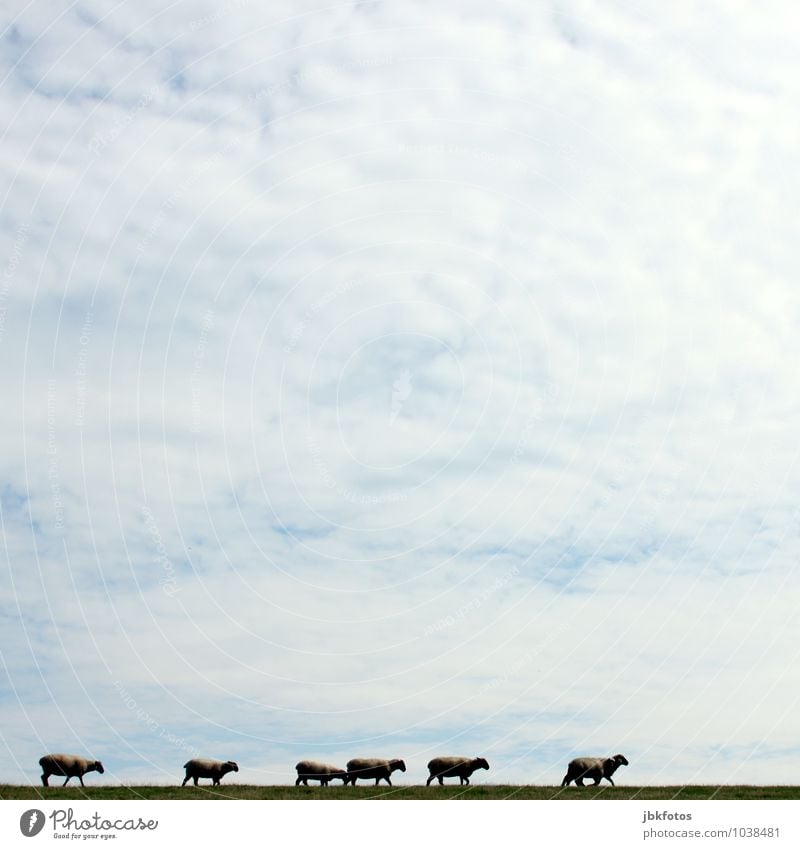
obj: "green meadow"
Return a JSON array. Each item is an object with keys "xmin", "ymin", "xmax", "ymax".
[{"xmin": 2, "ymin": 785, "xmax": 797, "ymax": 800}]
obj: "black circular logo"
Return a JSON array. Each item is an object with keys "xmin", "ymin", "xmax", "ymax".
[{"xmin": 19, "ymin": 809, "xmax": 46, "ymax": 837}]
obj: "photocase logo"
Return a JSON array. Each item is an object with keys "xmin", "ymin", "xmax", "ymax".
[
  {"xmin": 390, "ymin": 369, "xmax": 413, "ymax": 424},
  {"xmin": 15, "ymin": 807, "xmax": 160, "ymax": 839},
  {"xmin": 19, "ymin": 809, "xmax": 45, "ymax": 837}
]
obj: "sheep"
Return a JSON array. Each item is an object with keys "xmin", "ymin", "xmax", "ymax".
[
  {"xmin": 181, "ymin": 758, "xmax": 239, "ymax": 786},
  {"xmin": 345, "ymin": 758, "xmax": 406, "ymax": 786},
  {"xmin": 295, "ymin": 760, "xmax": 348, "ymax": 786},
  {"xmin": 39, "ymin": 753, "xmax": 105, "ymax": 787},
  {"xmin": 426, "ymin": 756, "xmax": 490, "ymax": 786},
  {"xmin": 561, "ymin": 754, "xmax": 629, "ymax": 787}
]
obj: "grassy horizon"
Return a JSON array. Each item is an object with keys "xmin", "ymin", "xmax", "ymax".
[{"xmin": 2, "ymin": 784, "xmax": 798, "ymax": 800}]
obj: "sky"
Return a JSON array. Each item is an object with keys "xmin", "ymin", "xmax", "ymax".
[{"xmin": 1, "ymin": 0, "xmax": 799, "ymax": 788}]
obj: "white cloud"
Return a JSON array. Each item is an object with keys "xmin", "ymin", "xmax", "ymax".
[{"xmin": 2, "ymin": 0, "xmax": 800, "ymax": 788}]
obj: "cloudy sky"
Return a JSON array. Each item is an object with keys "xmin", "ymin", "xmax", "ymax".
[{"xmin": 2, "ymin": 0, "xmax": 799, "ymax": 788}]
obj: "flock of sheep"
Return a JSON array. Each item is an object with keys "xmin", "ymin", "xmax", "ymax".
[{"xmin": 37, "ymin": 752, "xmax": 629, "ymax": 788}]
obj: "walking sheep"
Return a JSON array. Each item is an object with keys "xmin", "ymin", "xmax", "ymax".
[
  {"xmin": 561, "ymin": 754, "xmax": 629, "ymax": 787},
  {"xmin": 345, "ymin": 758, "xmax": 406, "ymax": 786},
  {"xmin": 295, "ymin": 761, "xmax": 348, "ymax": 786},
  {"xmin": 39, "ymin": 753, "xmax": 105, "ymax": 787},
  {"xmin": 182, "ymin": 758, "xmax": 239, "ymax": 786},
  {"xmin": 426, "ymin": 756, "xmax": 490, "ymax": 786}
]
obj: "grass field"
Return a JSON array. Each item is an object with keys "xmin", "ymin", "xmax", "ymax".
[{"xmin": 2, "ymin": 784, "xmax": 798, "ymax": 800}]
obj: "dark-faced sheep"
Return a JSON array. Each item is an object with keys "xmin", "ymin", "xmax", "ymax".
[
  {"xmin": 561, "ymin": 754, "xmax": 629, "ymax": 787},
  {"xmin": 39, "ymin": 753, "xmax": 105, "ymax": 787},
  {"xmin": 295, "ymin": 760, "xmax": 348, "ymax": 786},
  {"xmin": 426, "ymin": 756, "xmax": 490, "ymax": 786},
  {"xmin": 182, "ymin": 758, "xmax": 239, "ymax": 786},
  {"xmin": 345, "ymin": 758, "xmax": 406, "ymax": 786}
]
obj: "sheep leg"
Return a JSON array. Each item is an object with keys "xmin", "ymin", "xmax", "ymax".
[
  {"xmin": 605, "ymin": 777, "xmax": 615, "ymax": 787},
  {"xmin": 575, "ymin": 777, "xmax": 585, "ymax": 786},
  {"xmin": 193, "ymin": 776, "xmax": 199, "ymax": 786},
  {"xmin": 41, "ymin": 774, "xmax": 49, "ymax": 787},
  {"xmin": 426, "ymin": 775, "xmax": 433, "ymax": 786},
  {"xmin": 561, "ymin": 775, "xmax": 570, "ymax": 787},
  {"xmin": 79, "ymin": 776, "xmax": 85, "ymax": 787}
]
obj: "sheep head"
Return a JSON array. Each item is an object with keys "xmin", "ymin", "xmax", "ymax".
[{"xmin": 603, "ymin": 754, "xmax": 629, "ymax": 775}]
